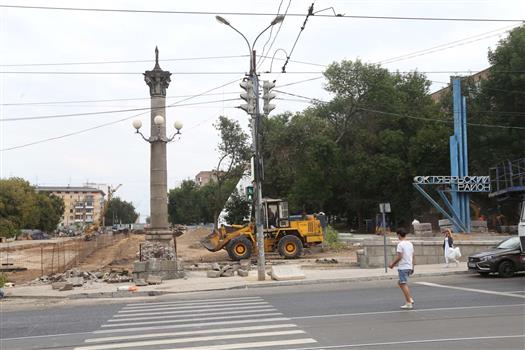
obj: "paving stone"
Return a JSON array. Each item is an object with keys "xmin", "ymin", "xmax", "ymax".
[
  {"xmin": 211, "ymin": 263, "xmax": 221, "ymax": 271},
  {"xmin": 51, "ymin": 282, "xmax": 66, "ymax": 290},
  {"xmin": 134, "ymin": 278, "xmax": 148, "ymax": 286},
  {"xmin": 239, "ymin": 259, "xmax": 251, "ymax": 269},
  {"xmin": 146, "ymin": 275, "xmax": 162, "ymax": 285},
  {"xmin": 207, "ymin": 270, "xmax": 221, "ymax": 278},
  {"xmin": 237, "ymin": 269, "xmax": 249, "ymax": 277},
  {"xmin": 67, "ymin": 277, "xmax": 84, "ymax": 287},
  {"xmin": 59, "ymin": 283, "xmax": 73, "ymax": 291}
]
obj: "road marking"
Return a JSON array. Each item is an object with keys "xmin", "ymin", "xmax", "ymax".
[
  {"xmin": 504, "ymin": 290, "xmax": 525, "ymax": 294},
  {"xmin": 118, "ymin": 301, "xmax": 269, "ymax": 313},
  {"xmin": 85, "ymin": 324, "xmax": 299, "ymax": 343},
  {"xmin": 416, "ymin": 282, "xmax": 525, "ymax": 299},
  {"xmin": 284, "ymin": 334, "xmax": 525, "ymax": 349},
  {"xmin": 125, "ymin": 296, "xmax": 262, "ymax": 307},
  {"xmin": 290, "ymin": 303, "xmax": 525, "ymax": 320},
  {"xmin": 76, "ymin": 330, "xmax": 306, "ymax": 350},
  {"xmin": 108, "ymin": 307, "xmax": 277, "ymax": 322},
  {"xmin": 161, "ymin": 338, "xmax": 317, "ymax": 350},
  {"xmin": 93, "ymin": 317, "xmax": 290, "ymax": 334},
  {"xmin": 102, "ymin": 312, "xmax": 282, "ymax": 327},
  {"xmin": 114, "ymin": 304, "xmax": 273, "ymax": 317}
]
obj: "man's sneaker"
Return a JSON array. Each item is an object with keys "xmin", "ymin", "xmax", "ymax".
[{"xmin": 400, "ymin": 303, "xmax": 413, "ymax": 310}]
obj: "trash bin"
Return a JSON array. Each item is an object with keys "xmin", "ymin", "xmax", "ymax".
[{"xmin": 364, "ymin": 219, "xmax": 374, "ymax": 233}]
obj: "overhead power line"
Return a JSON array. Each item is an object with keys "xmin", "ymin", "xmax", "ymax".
[
  {"xmin": 1, "ymin": 98, "xmax": 240, "ymax": 122},
  {"xmin": 0, "ymin": 78, "xmax": 242, "ymax": 151},
  {"xmin": 275, "ymin": 90, "xmax": 525, "ymax": 130},
  {"xmin": 1, "ymin": 4, "xmax": 522, "ymax": 22}
]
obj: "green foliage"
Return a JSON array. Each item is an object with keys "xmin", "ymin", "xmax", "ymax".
[
  {"xmin": 224, "ymin": 189, "xmax": 250, "ymax": 224},
  {"xmin": 0, "ymin": 273, "xmax": 7, "ymax": 288},
  {"xmin": 104, "ymin": 197, "xmax": 139, "ymax": 225},
  {"xmin": 0, "ymin": 178, "xmax": 65, "ymax": 237},
  {"xmin": 168, "ymin": 180, "xmax": 203, "ymax": 225},
  {"xmin": 325, "ymin": 226, "xmax": 346, "ymax": 249}
]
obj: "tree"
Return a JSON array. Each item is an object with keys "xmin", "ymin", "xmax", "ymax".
[
  {"xmin": 104, "ymin": 197, "xmax": 139, "ymax": 226},
  {"xmin": 34, "ymin": 193, "xmax": 64, "ymax": 232},
  {"xmin": 210, "ymin": 116, "xmax": 251, "ymax": 228},
  {"xmin": 168, "ymin": 180, "xmax": 203, "ymax": 225},
  {"xmin": 224, "ymin": 189, "xmax": 250, "ymax": 224}
]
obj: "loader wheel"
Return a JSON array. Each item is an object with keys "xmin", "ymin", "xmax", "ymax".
[
  {"xmin": 278, "ymin": 235, "xmax": 303, "ymax": 259},
  {"xmin": 226, "ymin": 236, "xmax": 253, "ymax": 261}
]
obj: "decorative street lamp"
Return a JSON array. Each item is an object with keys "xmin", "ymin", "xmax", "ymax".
[
  {"xmin": 131, "ymin": 47, "xmax": 184, "ymax": 281},
  {"xmin": 216, "ymin": 15, "xmax": 284, "ymax": 281}
]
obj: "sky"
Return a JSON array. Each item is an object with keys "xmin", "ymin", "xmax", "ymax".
[{"xmin": 0, "ymin": 0, "xmax": 523, "ymax": 221}]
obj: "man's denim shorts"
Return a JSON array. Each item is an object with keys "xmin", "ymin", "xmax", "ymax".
[{"xmin": 398, "ymin": 269, "xmax": 411, "ymax": 284}]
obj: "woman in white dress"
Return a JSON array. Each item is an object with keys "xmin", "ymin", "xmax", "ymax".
[{"xmin": 442, "ymin": 229, "xmax": 457, "ymax": 267}]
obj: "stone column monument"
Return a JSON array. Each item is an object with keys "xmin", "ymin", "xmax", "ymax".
[{"xmin": 133, "ymin": 47, "xmax": 184, "ymax": 281}]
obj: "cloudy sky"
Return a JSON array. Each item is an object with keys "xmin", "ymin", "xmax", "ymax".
[{"xmin": 0, "ymin": 0, "xmax": 523, "ymax": 220}]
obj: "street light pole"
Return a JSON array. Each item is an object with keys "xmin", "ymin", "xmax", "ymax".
[{"xmin": 216, "ymin": 15, "xmax": 284, "ymax": 281}]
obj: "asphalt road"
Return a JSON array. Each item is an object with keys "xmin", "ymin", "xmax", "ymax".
[{"xmin": 1, "ymin": 273, "xmax": 524, "ymax": 350}]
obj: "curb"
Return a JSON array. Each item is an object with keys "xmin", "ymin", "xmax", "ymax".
[{"xmin": 4, "ymin": 270, "xmax": 470, "ymax": 300}]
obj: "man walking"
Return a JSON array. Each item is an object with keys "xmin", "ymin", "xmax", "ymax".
[{"xmin": 389, "ymin": 228, "xmax": 415, "ymax": 309}]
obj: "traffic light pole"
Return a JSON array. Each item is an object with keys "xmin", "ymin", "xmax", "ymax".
[{"xmin": 250, "ymin": 50, "xmax": 266, "ymax": 281}]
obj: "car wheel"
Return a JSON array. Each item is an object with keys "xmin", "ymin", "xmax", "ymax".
[
  {"xmin": 226, "ymin": 236, "xmax": 253, "ymax": 261},
  {"xmin": 498, "ymin": 260, "xmax": 515, "ymax": 278}
]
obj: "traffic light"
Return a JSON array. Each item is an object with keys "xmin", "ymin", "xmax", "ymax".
[
  {"xmin": 239, "ymin": 79, "xmax": 256, "ymax": 115},
  {"xmin": 262, "ymin": 80, "xmax": 276, "ymax": 115},
  {"xmin": 245, "ymin": 186, "xmax": 254, "ymax": 201}
]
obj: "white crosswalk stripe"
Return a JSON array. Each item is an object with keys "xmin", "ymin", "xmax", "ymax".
[{"xmin": 77, "ymin": 296, "xmax": 317, "ymax": 350}]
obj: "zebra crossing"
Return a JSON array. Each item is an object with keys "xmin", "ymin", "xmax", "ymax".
[{"xmin": 75, "ymin": 296, "xmax": 318, "ymax": 350}]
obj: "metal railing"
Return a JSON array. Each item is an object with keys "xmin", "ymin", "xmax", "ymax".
[{"xmin": 489, "ymin": 158, "xmax": 525, "ymax": 197}]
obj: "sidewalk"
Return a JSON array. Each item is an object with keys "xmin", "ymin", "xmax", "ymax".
[{"xmin": 3, "ymin": 263, "xmax": 469, "ymax": 299}]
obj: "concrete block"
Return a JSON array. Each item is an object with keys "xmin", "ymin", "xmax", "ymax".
[
  {"xmin": 134, "ymin": 278, "xmax": 148, "ymax": 286},
  {"xmin": 52, "ymin": 282, "xmax": 66, "ymax": 290},
  {"xmin": 146, "ymin": 275, "xmax": 162, "ymax": 285},
  {"xmin": 270, "ymin": 265, "xmax": 305, "ymax": 281},
  {"xmin": 211, "ymin": 262, "xmax": 221, "ymax": 271},
  {"xmin": 427, "ymin": 255, "xmax": 440, "ymax": 264},
  {"xmin": 414, "ymin": 223, "xmax": 432, "ymax": 231},
  {"xmin": 59, "ymin": 283, "xmax": 73, "ymax": 291},
  {"xmin": 237, "ymin": 269, "xmax": 249, "ymax": 277},
  {"xmin": 207, "ymin": 270, "xmax": 221, "ymax": 278},
  {"xmin": 240, "ymin": 259, "xmax": 251, "ymax": 270},
  {"xmin": 133, "ymin": 261, "xmax": 147, "ymax": 273},
  {"xmin": 67, "ymin": 277, "xmax": 84, "ymax": 287}
]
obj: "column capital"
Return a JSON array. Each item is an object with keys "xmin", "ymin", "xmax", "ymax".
[{"xmin": 144, "ymin": 47, "xmax": 171, "ymax": 97}]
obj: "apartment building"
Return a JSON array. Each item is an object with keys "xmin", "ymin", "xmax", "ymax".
[
  {"xmin": 36, "ymin": 186, "xmax": 105, "ymax": 227},
  {"xmin": 194, "ymin": 170, "xmax": 225, "ymax": 187}
]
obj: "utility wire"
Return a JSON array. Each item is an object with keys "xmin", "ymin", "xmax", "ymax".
[
  {"xmin": 2, "ymin": 76, "xmax": 324, "ymax": 106},
  {"xmin": 258, "ymin": 0, "xmax": 292, "ymax": 70},
  {"xmin": 1, "ymin": 98, "xmax": 241, "ymax": 122},
  {"xmin": 1, "ymin": 4, "xmax": 522, "ymax": 22},
  {"xmin": 0, "ymin": 78, "xmax": 242, "ymax": 151},
  {"xmin": 377, "ymin": 24, "xmax": 517, "ymax": 65},
  {"xmin": 275, "ymin": 90, "xmax": 525, "ymax": 130},
  {"xmin": 281, "ymin": 2, "xmax": 315, "ymax": 73},
  {"xmin": 0, "ymin": 55, "xmax": 249, "ymax": 67}
]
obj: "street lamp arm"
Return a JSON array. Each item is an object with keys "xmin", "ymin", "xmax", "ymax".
[
  {"xmin": 252, "ymin": 23, "xmax": 274, "ymax": 53},
  {"xmin": 166, "ymin": 131, "xmax": 181, "ymax": 143},
  {"xmin": 135, "ymin": 130, "xmax": 151, "ymax": 143}
]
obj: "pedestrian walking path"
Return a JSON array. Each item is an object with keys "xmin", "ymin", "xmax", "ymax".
[
  {"xmin": 4, "ymin": 263, "xmax": 469, "ymax": 299},
  {"xmin": 74, "ymin": 296, "xmax": 318, "ymax": 350}
]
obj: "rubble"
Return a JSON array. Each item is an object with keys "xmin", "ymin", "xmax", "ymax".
[
  {"xmin": 206, "ymin": 261, "xmax": 252, "ymax": 278},
  {"xmin": 315, "ymin": 258, "xmax": 339, "ymax": 264},
  {"xmin": 139, "ymin": 241, "xmax": 175, "ymax": 260}
]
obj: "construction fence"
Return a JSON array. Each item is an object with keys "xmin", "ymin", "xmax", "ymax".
[{"xmin": 0, "ymin": 233, "xmax": 124, "ymax": 280}]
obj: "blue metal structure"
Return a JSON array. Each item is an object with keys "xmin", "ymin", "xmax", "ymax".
[
  {"xmin": 412, "ymin": 77, "xmax": 476, "ymax": 233},
  {"xmin": 450, "ymin": 77, "xmax": 471, "ymax": 232},
  {"xmin": 489, "ymin": 158, "xmax": 525, "ymax": 199}
]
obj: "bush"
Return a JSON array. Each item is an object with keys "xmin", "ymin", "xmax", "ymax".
[
  {"xmin": 0, "ymin": 218, "xmax": 18, "ymax": 239},
  {"xmin": 0, "ymin": 273, "xmax": 7, "ymax": 288},
  {"xmin": 325, "ymin": 226, "xmax": 346, "ymax": 249}
]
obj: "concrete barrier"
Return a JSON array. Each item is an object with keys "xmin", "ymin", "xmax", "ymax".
[
  {"xmin": 357, "ymin": 238, "xmax": 507, "ymax": 268},
  {"xmin": 270, "ymin": 265, "xmax": 305, "ymax": 281}
]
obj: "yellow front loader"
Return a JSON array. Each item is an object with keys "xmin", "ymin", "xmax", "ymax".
[{"xmin": 201, "ymin": 199, "xmax": 324, "ymax": 261}]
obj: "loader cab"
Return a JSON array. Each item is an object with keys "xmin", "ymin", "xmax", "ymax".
[{"xmin": 263, "ymin": 198, "xmax": 289, "ymax": 229}]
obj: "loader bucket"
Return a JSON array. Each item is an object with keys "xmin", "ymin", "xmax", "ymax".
[{"xmin": 200, "ymin": 229, "xmax": 223, "ymax": 252}]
